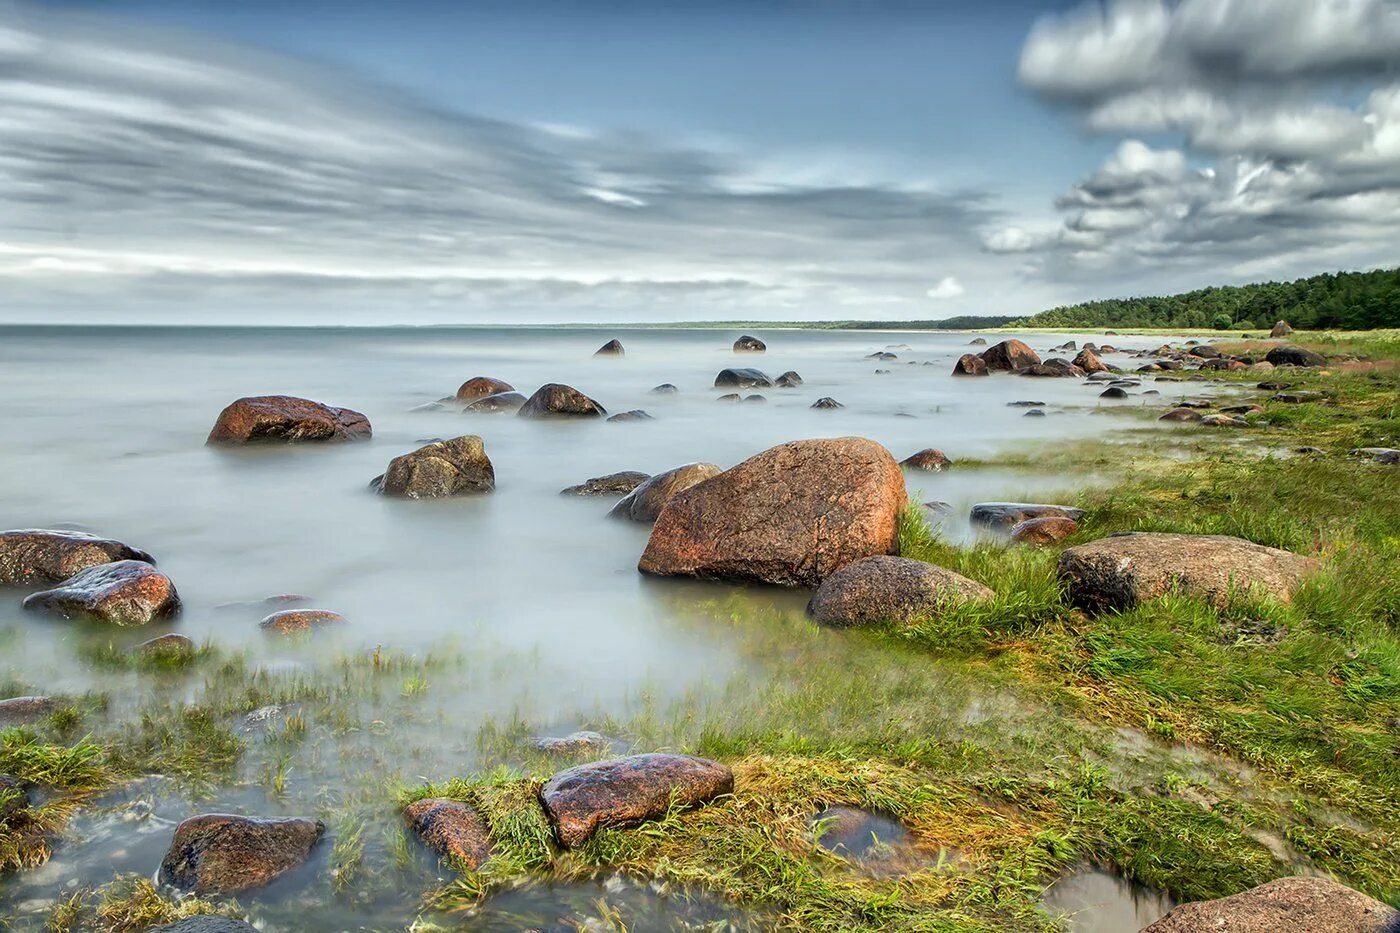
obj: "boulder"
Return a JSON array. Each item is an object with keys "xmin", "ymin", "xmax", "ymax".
[
  {"xmin": 137, "ymin": 633, "xmax": 197, "ymax": 658},
  {"xmin": 540, "ymin": 753, "xmax": 733, "ymax": 848},
  {"xmin": 980, "ymin": 339, "xmax": 1040, "ymax": 372},
  {"xmin": 1072, "ymin": 347, "xmax": 1110, "ymax": 373},
  {"xmin": 900, "ymin": 449, "xmax": 951, "ymax": 472},
  {"xmin": 968, "ymin": 337, "xmax": 987, "ymax": 345},
  {"xmin": 775, "ymin": 371, "xmax": 804, "ymax": 387},
  {"xmin": 806, "ymin": 555, "xmax": 992, "ymax": 627},
  {"xmin": 1023, "ymin": 408, "xmax": 1047, "ymax": 417},
  {"xmin": 1, "ymin": 774, "xmax": 29, "ymax": 820},
  {"xmin": 594, "ymin": 339, "xmax": 624, "ymax": 357},
  {"xmin": 150, "ymin": 920, "xmax": 259, "ymax": 933},
  {"xmin": 533, "ymin": 731, "xmax": 616, "ymax": 754},
  {"xmin": 1201, "ymin": 414, "xmax": 1248, "ymax": 428},
  {"xmin": 23, "ymin": 561, "xmax": 179, "ymax": 625},
  {"xmin": 1099, "ymin": 386, "xmax": 1128, "ymax": 399},
  {"xmin": 717, "ymin": 393, "xmax": 742, "ymax": 403},
  {"xmin": 403, "ymin": 798, "xmax": 492, "ymax": 870},
  {"xmin": 650, "ymin": 383, "xmax": 679, "ymax": 395},
  {"xmin": 1266, "ymin": 346, "xmax": 1327, "ymax": 368},
  {"xmin": 1058, "ymin": 532, "xmax": 1319, "ymax": 614},
  {"xmin": 733, "ymin": 335, "xmax": 766, "ymax": 352},
  {"xmin": 1009, "ymin": 516, "xmax": 1078, "ymax": 546},
  {"xmin": 952, "ymin": 354, "xmax": 989, "ymax": 377},
  {"xmin": 371, "ymin": 436, "xmax": 494, "ymax": 498},
  {"xmin": 560, "ymin": 471, "xmax": 650, "ymax": 496},
  {"xmin": 206, "ymin": 396, "xmax": 370, "ymax": 445},
  {"xmin": 609, "ymin": 463, "xmax": 723, "ymax": 523},
  {"xmin": 639, "ymin": 437, "xmax": 906, "ymax": 587},
  {"xmin": 518, "ymin": 384, "xmax": 606, "ymax": 418},
  {"xmin": 259, "ymin": 609, "xmax": 345, "ymax": 635},
  {"xmin": 1270, "ymin": 320, "xmax": 1294, "ymax": 338},
  {"xmin": 159, "ymin": 814, "xmax": 325, "ymax": 895},
  {"xmin": 744, "ymin": 394, "xmax": 767, "ymax": 404},
  {"xmin": 811, "ymin": 397, "xmax": 844, "ymax": 410},
  {"xmin": 1159, "ymin": 408, "xmax": 1204, "ymax": 423},
  {"xmin": 1021, "ymin": 359, "xmax": 1083, "ymax": 378},
  {"xmin": 714, "ymin": 368, "xmax": 773, "ymax": 389},
  {"xmin": 0, "ymin": 530, "xmax": 155, "ymax": 586},
  {"xmin": 970, "ymin": 503, "xmax": 1084, "ymax": 529},
  {"xmin": 1188, "ymin": 345, "xmax": 1222, "ymax": 359},
  {"xmin": 1142, "ymin": 876, "xmax": 1397, "ymax": 933},
  {"xmin": 455, "ymin": 376, "xmax": 514, "ymax": 403},
  {"xmin": 0, "ymin": 696, "xmax": 57, "ymax": 727},
  {"xmin": 1352, "ymin": 447, "xmax": 1400, "ymax": 465},
  {"xmin": 465, "ymin": 391, "xmax": 527, "ymax": 413},
  {"xmin": 607, "ymin": 410, "xmax": 654, "ymax": 423}
]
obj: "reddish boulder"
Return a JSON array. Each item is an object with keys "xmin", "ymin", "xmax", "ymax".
[
  {"xmin": 403, "ymin": 798, "xmax": 493, "ymax": 870},
  {"xmin": 951, "ymin": 354, "xmax": 988, "ymax": 376},
  {"xmin": 455, "ymin": 376, "xmax": 514, "ymax": 403},
  {"xmin": 638, "ymin": 437, "xmax": 906, "ymax": 587},
  {"xmin": 609, "ymin": 462, "xmax": 722, "ymax": 523},
  {"xmin": 0, "ymin": 530, "xmax": 154, "ymax": 586},
  {"xmin": 259, "ymin": 609, "xmax": 345, "ymax": 635},
  {"xmin": 206, "ymin": 396, "xmax": 370, "ymax": 445},
  {"xmin": 980, "ymin": 339, "xmax": 1041, "ymax": 372},
  {"xmin": 23, "ymin": 560, "xmax": 179, "ymax": 625},
  {"xmin": 518, "ymin": 384, "xmax": 606, "ymax": 418},
  {"xmin": 159, "ymin": 814, "xmax": 325, "ymax": 894},
  {"xmin": 1071, "ymin": 347, "xmax": 1109, "ymax": 373},
  {"xmin": 1009, "ymin": 516, "xmax": 1078, "ymax": 546},
  {"xmin": 1143, "ymin": 876, "xmax": 1397, "ymax": 933},
  {"xmin": 807, "ymin": 555, "xmax": 992, "ymax": 627},
  {"xmin": 900, "ymin": 449, "xmax": 951, "ymax": 472}
]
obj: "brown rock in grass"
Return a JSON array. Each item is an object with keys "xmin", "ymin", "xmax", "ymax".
[
  {"xmin": 1143, "ymin": 876, "xmax": 1398, "ymax": 933},
  {"xmin": 900, "ymin": 449, "xmax": 952, "ymax": 472},
  {"xmin": 259, "ymin": 609, "xmax": 345, "ymax": 635},
  {"xmin": 806, "ymin": 555, "xmax": 992, "ymax": 627},
  {"xmin": 403, "ymin": 798, "xmax": 493, "ymax": 870},
  {"xmin": 0, "ymin": 696, "xmax": 57, "ymax": 727},
  {"xmin": 1009, "ymin": 516, "xmax": 1078, "ymax": 546}
]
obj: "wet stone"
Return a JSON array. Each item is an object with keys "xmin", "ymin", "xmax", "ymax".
[
  {"xmin": 560, "ymin": 471, "xmax": 650, "ymax": 496},
  {"xmin": 259, "ymin": 609, "xmax": 345, "ymax": 635},
  {"xmin": 404, "ymin": 798, "xmax": 493, "ymax": 870},
  {"xmin": 0, "ymin": 697, "xmax": 58, "ymax": 727},
  {"xmin": 22, "ymin": 560, "xmax": 180, "ymax": 626},
  {"xmin": 0, "ymin": 529, "xmax": 155, "ymax": 587},
  {"xmin": 159, "ymin": 813, "xmax": 325, "ymax": 895}
]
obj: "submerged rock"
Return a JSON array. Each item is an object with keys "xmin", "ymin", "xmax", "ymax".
[
  {"xmin": 23, "ymin": 560, "xmax": 180, "ymax": 625},
  {"xmin": 970, "ymin": 503, "xmax": 1084, "ymax": 529},
  {"xmin": 1143, "ymin": 876, "xmax": 1398, "ymax": 932},
  {"xmin": 1009, "ymin": 516, "xmax": 1078, "ymax": 546},
  {"xmin": 464, "ymin": 391, "xmax": 527, "ymax": 413},
  {"xmin": 609, "ymin": 463, "xmax": 723, "ymax": 523},
  {"xmin": 0, "ymin": 696, "xmax": 58, "ymax": 726},
  {"xmin": 560, "ymin": 471, "xmax": 650, "ymax": 496},
  {"xmin": 540, "ymin": 753, "xmax": 733, "ymax": 848},
  {"xmin": 1099, "ymin": 386, "xmax": 1129, "ymax": 399},
  {"xmin": 968, "ymin": 337, "xmax": 987, "ymax": 345},
  {"xmin": 137, "ymin": 633, "xmax": 197, "ymax": 658},
  {"xmin": 1022, "ymin": 359, "xmax": 1084, "ymax": 378},
  {"xmin": 650, "ymin": 383, "xmax": 679, "ymax": 395},
  {"xmin": 150, "ymin": 920, "xmax": 260, "ymax": 933},
  {"xmin": 0, "ymin": 530, "xmax": 155, "ymax": 587},
  {"xmin": 951, "ymin": 353, "xmax": 989, "ymax": 377},
  {"xmin": 639, "ymin": 437, "xmax": 905, "ymax": 587},
  {"xmin": 371, "ymin": 436, "xmax": 494, "ymax": 498},
  {"xmin": 714, "ymin": 368, "xmax": 773, "ymax": 389},
  {"xmin": 455, "ymin": 376, "xmax": 515, "ymax": 403},
  {"xmin": 159, "ymin": 814, "xmax": 325, "ymax": 895},
  {"xmin": 594, "ymin": 339, "xmax": 625, "ymax": 357},
  {"xmin": 518, "ymin": 384, "xmax": 606, "ymax": 418},
  {"xmin": 775, "ymin": 371, "xmax": 804, "ymax": 387},
  {"xmin": 1058, "ymin": 532, "xmax": 1319, "ymax": 614},
  {"xmin": 810, "ymin": 397, "xmax": 844, "ymax": 409},
  {"xmin": 733, "ymin": 335, "xmax": 766, "ymax": 352},
  {"xmin": 259, "ymin": 609, "xmax": 345, "ymax": 635},
  {"xmin": 206, "ymin": 396, "xmax": 371, "ymax": 445},
  {"xmin": 900, "ymin": 449, "xmax": 951, "ymax": 472},
  {"xmin": 980, "ymin": 339, "xmax": 1040, "ymax": 372},
  {"xmin": 607, "ymin": 410, "xmax": 654, "ymax": 423},
  {"xmin": 403, "ymin": 798, "xmax": 493, "ymax": 870},
  {"xmin": 1266, "ymin": 346, "xmax": 1326, "ymax": 368},
  {"xmin": 807, "ymin": 555, "xmax": 993, "ymax": 627}
]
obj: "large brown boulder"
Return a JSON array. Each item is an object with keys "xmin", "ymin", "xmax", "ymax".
[
  {"xmin": 951, "ymin": 354, "xmax": 988, "ymax": 376},
  {"xmin": 609, "ymin": 463, "xmax": 723, "ymax": 523},
  {"xmin": 638, "ymin": 437, "xmax": 906, "ymax": 587},
  {"xmin": 807, "ymin": 556, "xmax": 992, "ymax": 627},
  {"xmin": 0, "ymin": 696, "xmax": 57, "ymax": 727},
  {"xmin": 518, "ymin": 384, "xmax": 606, "ymax": 418},
  {"xmin": 455, "ymin": 376, "xmax": 515, "ymax": 403},
  {"xmin": 980, "ymin": 339, "xmax": 1041, "ymax": 372},
  {"xmin": 1071, "ymin": 347, "xmax": 1109, "ymax": 373},
  {"xmin": 540, "ymin": 753, "xmax": 732, "ymax": 848},
  {"xmin": 465, "ymin": 391, "xmax": 526, "ymax": 413},
  {"xmin": 560, "ymin": 471, "xmax": 650, "ymax": 496},
  {"xmin": 371, "ymin": 436, "xmax": 494, "ymax": 498},
  {"xmin": 23, "ymin": 560, "xmax": 179, "ymax": 625},
  {"xmin": 159, "ymin": 814, "xmax": 325, "ymax": 895},
  {"xmin": 1009, "ymin": 516, "xmax": 1078, "ymax": 546},
  {"xmin": 0, "ymin": 530, "xmax": 154, "ymax": 586},
  {"xmin": 403, "ymin": 798, "xmax": 492, "ymax": 870},
  {"xmin": 1143, "ymin": 876, "xmax": 1398, "ymax": 933},
  {"xmin": 1058, "ymin": 533, "xmax": 1319, "ymax": 614},
  {"xmin": 206, "ymin": 396, "xmax": 370, "ymax": 445}
]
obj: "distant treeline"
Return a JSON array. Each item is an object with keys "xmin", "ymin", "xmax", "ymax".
[
  {"xmin": 821, "ymin": 315, "xmax": 1019, "ymax": 331},
  {"xmin": 1018, "ymin": 267, "xmax": 1400, "ymax": 331}
]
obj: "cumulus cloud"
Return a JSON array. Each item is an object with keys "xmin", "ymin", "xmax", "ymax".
[
  {"xmin": 925, "ymin": 276, "xmax": 965, "ymax": 299},
  {"xmin": 0, "ymin": 4, "xmax": 1002, "ymax": 323}
]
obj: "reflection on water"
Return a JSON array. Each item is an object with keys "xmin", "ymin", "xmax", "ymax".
[{"xmin": 1042, "ymin": 865, "xmax": 1179, "ymax": 932}]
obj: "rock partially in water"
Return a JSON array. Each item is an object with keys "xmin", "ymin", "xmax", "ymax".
[
  {"xmin": 1099, "ymin": 386, "xmax": 1129, "ymax": 399},
  {"xmin": 137, "ymin": 633, "xmax": 197, "ymax": 659},
  {"xmin": 455, "ymin": 376, "xmax": 515, "ymax": 403},
  {"xmin": 465, "ymin": 391, "xmax": 527, "ymax": 413},
  {"xmin": 639, "ymin": 437, "xmax": 905, "ymax": 587},
  {"xmin": 980, "ymin": 339, "xmax": 1040, "ymax": 372},
  {"xmin": 607, "ymin": 410, "xmax": 654, "ymax": 423},
  {"xmin": 714, "ymin": 368, "xmax": 773, "ymax": 389},
  {"xmin": 560, "ymin": 471, "xmax": 650, "ymax": 497},
  {"xmin": 540, "ymin": 753, "xmax": 733, "ymax": 848},
  {"xmin": 1143, "ymin": 876, "xmax": 1398, "ymax": 932},
  {"xmin": 594, "ymin": 339, "xmax": 625, "ymax": 357},
  {"xmin": 0, "ymin": 529, "xmax": 156, "ymax": 587},
  {"xmin": 1010, "ymin": 516, "xmax": 1078, "ymax": 546},
  {"xmin": 0, "ymin": 696, "xmax": 57, "ymax": 727},
  {"xmin": 649, "ymin": 383, "xmax": 679, "ymax": 395},
  {"xmin": 1023, "ymin": 409, "xmax": 1047, "ymax": 417},
  {"xmin": 1058, "ymin": 532, "xmax": 1319, "ymax": 614},
  {"xmin": 1008, "ymin": 400, "xmax": 1045, "ymax": 408},
  {"xmin": 159, "ymin": 813, "xmax": 325, "ymax": 895},
  {"xmin": 810, "ymin": 397, "xmax": 844, "ymax": 409},
  {"xmin": 0, "ymin": 774, "xmax": 29, "ymax": 820},
  {"xmin": 371, "ymin": 436, "xmax": 494, "ymax": 499},
  {"xmin": 775, "ymin": 371, "xmax": 804, "ymax": 387},
  {"xmin": 971, "ymin": 503, "xmax": 1085, "ymax": 529},
  {"xmin": 1160, "ymin": 407, "xmax": 1204, "ymax": 423},
  {"xmin": 23, "ymin": 560, "xmax": 180, "ymax": 625},
  {"xmin": 968, "ymin": 337, "xmax": 988, "ymax": 345},
  {"xmin": 951, "ymin": 353, "xmax": 989, "ymax": 377},
  {"xmin": 1073, "ymin": 347, "xmax": 1110, "ymax": 373},
  {"xmin": 533, "ymin": 731, "xmax": 617, "ymax": 754},
  {"xmin": 610, "ymin": 463, "xmax": 723, "ymax": 523},
  {"xmin": 716, "ymin": 393, "xmax": 742, "ymax": 403},
  {"xmin": 259, "ymin": 609, "xmax": 345, "ymax": 635},
  {"xmin": 745, "ymin": 394, "xmax": 767, "ymax": 403},
  {"xmin": 1266, "ymin": 346, "xmax": 1326, "ymax": 368},
  {"xmin": 518, "ymin": 384, "xmax": 606, "ymax": 418},
  {"xmin": 1022, "ymin": 359, "xmax": 1085, "ymax": 378},
  {"xmin": 733, "ymin": 335, "xmax": 766, "ymax": 352},
  {"xmin": 404, "ymin": 798, "xmax": 493, "ymax": 870},
  {"xmin": 900, "ymin": 449, "xmax": 951, "ymax": 472},
  {"xmin": 150, "ymin": 919, "xmax": 259, "ymax": 933},
  {"xmin": 1200, "ymin": 414, "xmax": 1249, "ymax": 428},
  {"xmin": 807, "ymin": 555, "xmax": 993, "ymax": 627},
  {"xmin": 206, "ymin": 395, "xmax": 371, "ymax": 445}
]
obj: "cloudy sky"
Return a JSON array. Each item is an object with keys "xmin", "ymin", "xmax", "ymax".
[{"xmin": 3, "ymin": 0, "xmax": 1399, "ymax": 324}]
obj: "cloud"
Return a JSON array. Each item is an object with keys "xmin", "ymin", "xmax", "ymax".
[
  {"xmin": 0, "ymin": 4, "xmax": 1009, "ymax": 323},
  {"xmin": 925, "ymin": 276, "xmax": 965, "ymax": 299}
]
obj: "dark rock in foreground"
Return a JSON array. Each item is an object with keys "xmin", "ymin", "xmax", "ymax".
[
  {"xmin": 23, "ymin": 560, "xmax": 180, "ymax": 625},
  {"xmin": 970, "ymin": 503, "xmax": 1085, "ymax": 529},
  {"xmin": 404, "ymin": 798, "xmax": 493, "ymax": 870},
  {"xmin": 0, "ymin": 696, "xmax": 57, "ymax": 727},
  {"xmin": 714, "ymin": 368, "xmax": 773, "ymax": 389},
  {"xmin": 260, "ymin": 609, "xmax": 345, "ymax": 635},
  {"xmin": 1058, "ymin": 532, "xmax": 1318, "ymax": 614},
  {"xmin": 518, "ymin": 384, "xmax": 606, "ymax": 418},
  {"xmin": 610, "ymin": 463, "xmax": 722, "ymax": 523},
  {"xmin": 206, "ymin": 396, "xmax": 371, "ymax": 445},
  {"xmin": 465, "ymin": 391, "xmax": 527, "ymax": 413},
  {"xmin": 0, "ymin": 530, "xmax": 155, "ymax": 587},
  {"xmin": 159, "ymin": 814, "xmax": 325, "ymax": 895},
  {"xmin": 733, "ymin": 335, "xmax": 766, "ymax": 352},
  {"xmin": 455, "ymin": 376, "xmax": 515, "ymax": 403},
  {"xmin": 1142, "ymin": 876, "xmax": 1398, "ymax": 932},
  {"xmin": 807, "ymin": 555, "xmax": 992, "ymax": 627},
  {"xmin": 371, "ymin": 436, "xmax": 494, "ymax": 498},
  {"xmin": 560, "ymin": 471, "xmax": 650, "ymax": 496},
  {"xmin": 540, "ymin": 753, "xmax": 733, "ymax": 848}
]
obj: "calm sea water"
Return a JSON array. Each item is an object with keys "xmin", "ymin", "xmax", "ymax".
[{"xmin": 0, "ymin": 325, "xmax": 1215, "ymax": 929}]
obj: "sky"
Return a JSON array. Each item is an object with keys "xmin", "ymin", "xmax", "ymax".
[{"xmin": 2, "ymin": 0, "xmax": 1400, "ymax": 324}]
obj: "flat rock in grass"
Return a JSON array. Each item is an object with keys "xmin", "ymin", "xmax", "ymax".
[
  {"xmin": 639, "ymin": 437, "xmax": 905, "ymax": 587},
  {"xmin": 0, "ymin": 774, "xmax": 29, "ymax": 819},
  {"xmin": 1058, "ymin": 532, "xmax": 1319, "ymax": 615},
  {"xmin": 455, "ymin": 376, "xmax": 515, "ymax": 403},
  {"xmin": 560, "ymin": 471, "xmax": 650, "ymax": 497},
  {"xmin": 1010, "ymin": 516, "xmax": 1078, "ymax": 546},
  {"xmin": 970, "ymin": 503, "xmax": 1085, "ymax": 529},
  {"xmin": 951, "ymin": 353, "xmax": 989, "ymax": 376},
  {"xmin": 900, "ymin": 449, "xmax": 951, "ymax": 472},
  {"xmin": 1352, "ymin": 447, "xmax": 1400, "ymax": 464},
  {"xmin": 137, "ymin": 633, "xmax": 197, "ymax": 658},
  {"xmin": 0, "ymin": 696, "xmax": 57, "ymax": 726},
  {"xmin": 518, "ymin": 384, "xmax": 606, "ymax": 418},
  {"xmin": 539, "ymin": 753, "xmax": 733, "ymax": 848},
  {"xmin": 403, "ymin": 798, "xmax": 493, "ymax": 870},
  {"xmin": 1143, "ymin": 876, "xmax": 1398, "ymax": 933},
  {"xmin": 1160, "ymin": 407, "xmax": 1204, "ymax": 422},
  {"xmin": 609, "ymin": 463, "xmax": 723, "ymax": 523},
  {"xmin": 1266, "ymin": 346, "xmax": 1326, "ymax": 368},
  {"xmin": 159, "ymin": 814, "xmax": 325, "ymax": 895},
  {"xmin": 806, "ymin": 555, "xmax": 993, "ymax": 628},
  {"xmin": 149, "ymin": 919, "xmax": 259, "ymax": 933},
  {"xmin": 714, "ymin": 368, "xmax": 773, "ymax": 389},
  {"xmin": 0, "ymin": 530, "xmax": 155, "ymax": 587},
  {"xmin": 23, "ymin": 561, "xmax": 180, "ymax": 625},
  {"xmin": 371, "ymin": 436, "xmax": 494, "ymax": 498},
  {"xmin": 206, "ymin": 396, "xmax": 370, "ymax": 445},
  {"xmin": 465, "ymin": 391, "xmax": 527, "ymax": 413},
  {"xmin": 980, "ymin": 339, "xmax": 1040, "ymax": 372},
  {"xmin": 259, "ymin": 609, "xmax": 345, "ymax": 635},
  {"xmin": 1200, "ymin": 414, "xmax": 1248, "ymax": 428}
]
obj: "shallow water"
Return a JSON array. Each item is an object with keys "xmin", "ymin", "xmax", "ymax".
[{"xmin": 0, "ymin": 325, "xmax": 1237, "ymax": 927}]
